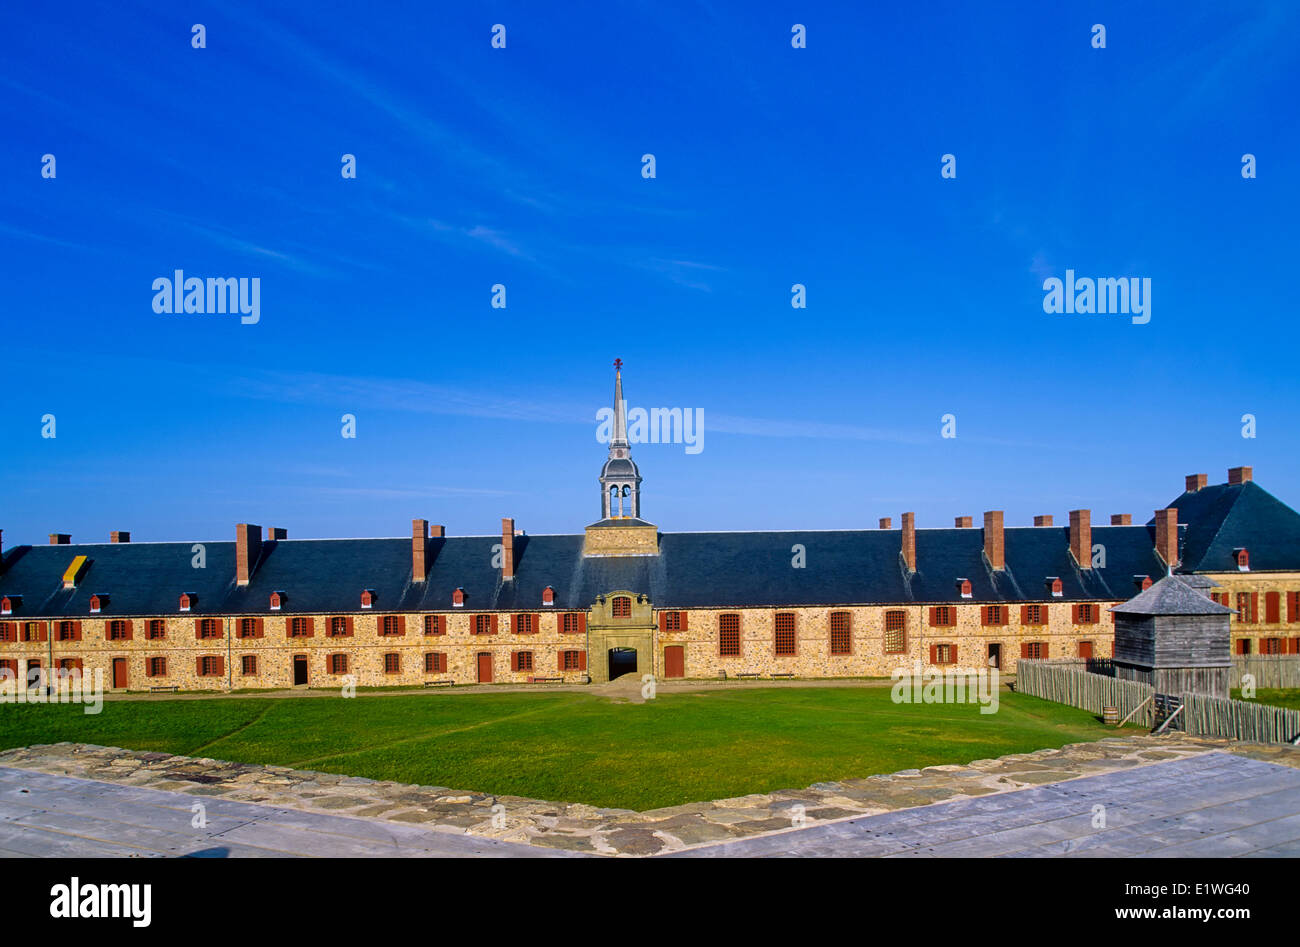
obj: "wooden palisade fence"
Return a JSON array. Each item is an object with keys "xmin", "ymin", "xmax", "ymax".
[
  {"xmin": 1016, "ymin": 659, "xmax": 1300, "ymax": 744},
  {"xmin": 1232, "ymin": 656, "xmax": 1300, "ymax": 690}
]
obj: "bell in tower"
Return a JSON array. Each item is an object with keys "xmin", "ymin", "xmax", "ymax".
[{"xmin": 599, "ymin": 358, "xmax": 643, "ymax": 519}]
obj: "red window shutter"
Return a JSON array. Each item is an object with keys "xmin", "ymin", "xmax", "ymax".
[
  {"xmin": 194, "ymin": 618, "xmax": 203, "ymax": 639},
  {"xmin": 256, "ymin": 618, "xmax": 265, "ymax": 638},
  {"xmin": 929, "ymin": 644, "xmax": 937, "ymax": 664},
  {"xmin": 510, "ymin": 651, "xmax": 517, "ymax": 671},
  {"xmin": 979, "ymin": 607, "xmax": 989, "ymax": 627},
  {"xmin": 659, "ymin": 612, "xmax": 667, "ymax": 633},
  {"xmin": 73, "ymin": 621, "xmax": 83, "ymax": 641},
  {"xmin": 578, "ymin": 613, "xmax": 586, "ymax": 634},
  {"xmin": 578, "ymin": 650, "xmax": 587, "ymax": 671},
  {"xmin": 679, "ymin": 611, "xmax": 688, "ymax": 631},
  {"xmin": 489, "ymin": 614, "xmax": 498, "ymax": 634},
  {"xmin": 1289, "ymin": 592, "xmax": 1300, "ymax": 622},
  {"xmin": 39, "ymin": 623, "xmax": 48, "ymax": 642},
  {"xmin": 1020, "ymin": 605, "xmax": 1030, "ymax": 624},
  {"xmin": 1071, "ymin": 604, "xmax": 1080, "ymax": 623},
  {"xmin": 345, "ymin": 616, "xmax": 354, "ymax": 637},
  {"xmin": 1265, "ymin": 591, "xmax": 1280, "ymax": 624},
  {"xmin": 215, "ymin": 656, "xmax": 225, "ymax": 676},
  {"xmin": 1021, "ymin": 642, "xmax": 1030, "ymax": 659},
  {"xmin": 1041, "ymin": 643, "xmax": 1049, "ymax": 659},
  {"xmin": 928, "ymin": 607, "xmax": 937, "ymax": 626},
  {"xmin": 123, "ymin": 620, "xmax": 133, "ymax": 641},
  {"xmin": 511, "ymin": 614, "xmax": 519, "ymax": 634},
  {"xmin": 395, "ymin": 615, "xmax": 404, "ymax": 636},
  {"xmin": 196, "ymin": 656, "xmax": 204, "ymax": 675},
  {"xmin": 1250, "ymin": 593, "xmax": 1259, "ymax": 623},
  {"xmin": 951, "ymin": 645, "xmax": 958, "ymax": 663}
]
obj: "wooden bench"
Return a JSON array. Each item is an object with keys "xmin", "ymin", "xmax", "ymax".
[
  {"xmin": 149, "ymin": 685, "xmax": 179, "ymax": 693},
  {"xmin": 737, "ymin": 672, "xmax": 761, "ymax": 680},
  {"xmin": 770, "ymin": 672, "xmax": 795, "ymax": 679},
  {"xmin": 423, "ymin": 680, "xmax": 455, "ymax": 687},
  {"xmin": 527, "ymin": 676, "xmax": 563, "ymax": 684}
]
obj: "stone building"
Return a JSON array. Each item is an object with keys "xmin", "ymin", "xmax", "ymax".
[{"xmin": 2, "ymin": 366, "xmax": 1299, "ymax": 692}]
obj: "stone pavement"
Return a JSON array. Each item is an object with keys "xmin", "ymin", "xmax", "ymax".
[
  {"xmin": 670, "ymin": 752, "xmax": 1300, "ymax": 857},
  {"xmin": 3, "ymin": 736, "xmax": 1298, "ymax": 856}
]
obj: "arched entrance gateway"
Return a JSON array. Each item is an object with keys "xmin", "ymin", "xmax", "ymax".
[{"xmin": 585, "ymin": 591, "xmax": 656, "ymax": 684}]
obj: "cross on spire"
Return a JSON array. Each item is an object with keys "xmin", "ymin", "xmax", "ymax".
[{"xmin": 614, "ymin": 358, "xmax": 623, "ymax": 371}]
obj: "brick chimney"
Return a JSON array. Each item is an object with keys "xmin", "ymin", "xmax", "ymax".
[
  {"xmin": 1110, "ymin": 514, "xmax": 1131, "ymax": 525},
  {"xmin": 878, "ymin": 517, "xmax": 891, "ymax": 530},
  {"xmin": 954, "ymin": 516, "xmax": 972, "ymax": 528},
  {"xmin": 983, "ymin": 511, "xmax": 1004, "ymax": 570},
  {"xmin": 110, "ymin": 531, "xmax": 131, "ymax": 543},
  {"xmin": 900, "ymin": 512, "xmax": 916, "ymax": 573},
  {"xmin": 430, "ymin": 524, "xmax": 445, "ymax": 538},
  {"xmin": 1185, "ymin": 473, "xmax": 1207, "ymax": 493},
  {"xmin": 1068, "ymin": 510, "xmax": 1091, "ymax": 569},
  {"xmin": 266, "ymin": 527, "xmax": 287, "ymax": 541},
  {"xmin": 1228, "ymin": 466, "xmax": 1252, "ymax": 485},
  {"xmin": 236, "ymin": 523, "xmax": 262, "ymax": 586},
  {"xmin": 1033, "ymin": 514, "xmax": 1053, "ymax": 527},
  {"xmin": 1154, "ymin": 508, "xmax": 1178, "ymax": 568},
  {"xmin": 412, "ymin": 518, "xmax": 429, "ymax": 583},
  {"xmin": 49, "ymin": 533, "xmax": 70, "ymax": 544},
  {"xmin": 501, "ymin": 517, "xmax": 515, "ymax": 580}
]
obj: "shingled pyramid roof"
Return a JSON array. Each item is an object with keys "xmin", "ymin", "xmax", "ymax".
[{"xmin": 1110, "ymin": 574, "xmax": 1235, "ymax": 617}]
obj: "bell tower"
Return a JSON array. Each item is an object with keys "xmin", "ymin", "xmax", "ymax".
[
  {"xmin": 586, "ymin": 359, "xmax": 658, "ymax": 557},
  {"xmin": 599, "ymin": 358, "xmax": 643, "ymax": 520}
]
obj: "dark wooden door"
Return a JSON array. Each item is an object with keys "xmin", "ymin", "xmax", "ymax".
[
  {"xmin": 664, "ymin": 646, "xmax": 684, "ymax": 678},
  {"xmin": 987, "ymin": 643, "xmax": 1001, "ymax": 669},
  {"xmin": 112, "ymin": 658, "xmax": 127, "ymax": 689},
  {"xmin": 477, "ymin": 652, "xmax": 493, "ymax": 683},
  {"xmin": 293, "ymin": 655, "xmax": 308, "ymax": 685}
]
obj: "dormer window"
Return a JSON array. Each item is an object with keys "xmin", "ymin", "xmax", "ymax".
[
  {"xmin": 89, "ymin": 593, "xmax": 106, "ymax": 614},
  {"xmin": 0, "ymin": 595, "xmax": 16, "ymax": 616},
  {"xmin": 1134, "ymin": 575, "xmax": 1153, "ymax": 591},
  {"xmin": 1047, "ymin": 577, "xmax": 1063, "ymax": 597},
  {"xmin": 179, "ymin": 593, "xmax": 194, "ymax": 612},
  {"xmin": 360, "ymin": 589, "xmax": 375, "ymax": 609},
  {"xmin": 270, "ymin": 591, "xmax": 285, "ymax": 611},
  {"xmin": 542, "ymin": 586, "xmax": 555, "ymax": 606},
  {"xmin": 452, "ymin": 587, "xmax": 465, "ymax": 607},
  {"xmin": 1234, "ymin": 548, "xmax": 1250, "ymax": 572},
  {"xmin": 612, "ymin": 596, "xmax": 632, "ymax": 618},
  {"xmin": 956, "ymin": 578, "xmax": 972, "ymax": 599}
]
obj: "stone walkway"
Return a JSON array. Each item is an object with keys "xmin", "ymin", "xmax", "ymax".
[
  {"xmin": 3, "ymin": 736, "xmax": 1297, "ymax": 856},
  {"xmin": 670, "ymin": 752, "xmax": 1300, "ymax": 857}
]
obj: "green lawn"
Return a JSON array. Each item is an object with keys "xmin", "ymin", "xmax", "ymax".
[
  {"xmin": 1, "ymin": 687, "xmax": 1122, "ymax": 810},
  {"xmin": 1231, "ymin": 688, "xmax": 1300, "ymax": 712}
]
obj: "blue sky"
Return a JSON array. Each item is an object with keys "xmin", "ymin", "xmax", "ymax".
[{"xmin": 2, "ymin": 1, "xmax": 1297, "ymax": 545}]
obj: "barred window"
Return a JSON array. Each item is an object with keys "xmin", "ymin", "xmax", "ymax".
[
  {"xmin": 516, "ymin": 651, "xmax": 534, "ymax": 671},
  {"xmin": 1236, "ymin": 593, "xmax": 1252, "ymax": 623},
  {"xmin": 514, "ymin": 614, "xmax": 536, "ymax": 634},
  {"xmin": 197, "ymin": 619, "xmax": 221, "ymax": 639},
  {"xmin": 829, "ymin": 612, "xmax": 852, "ymax": 655},
  {"xmin": 329, "ymin": 616, "xmax": 349, "ymax": 637},
  {"xmin": 199, "ymin": 655, "xmax": 221, "ymax": 676},
  {"xmin": 1025, "ymin": 604, "xmax": 1043, "ymax": 625},
  {"xmin": 562, "ymin": 650, "xmax": 582, "ymax": 671},
  {"xmin": 774, "ymin": 612, "xmax": 796, "ymax": 656},
  {"xmin": 0, "ymin": 623, "xmax": 14, "ymax": 642},
  {"xmin": 289, "ymin": 616, "xmax": 310, "ymax": 637},
  {"xmin": 933, "ymin": 606, "xmax": 953, "ymax": 627},
  {"xmin": 147, "ymin": 657, "xmax": 167, "ymax": 677},
  {"xmin": 57, "ymin": 621, "xmax": 76, "ymax": 641},
  {"xmin": 1077, "ymin": 603, "xmax": 1096, "ymax": 623},
  {"xmin": 1025, "ymin": 641, "xmax": 1046, "ymax": 660},
  {"xmin": 146, "ymin": 620, "xmax": 166, "ymax": 640},
  {"xmin": 884, "ymin": 611, "xmax": 907, "ymax": 653},
  {"xmin": 612, "ymin": 596, "xmax": 632, "ymax": 618},
  {"xmin": 474, "ymin": 614, "xmax": 493, "ymax": 635},
  {"xmin": 1262, "ymin": 637, "xmax": 1284, "ymax": 656},
  {"xmin": 663, "ymin": 611, "xmax": 682, "ymax": 631},
  {"xmin": 241, "ymin": 655, "xmax": 257, "ymax": 676},
  {"xmin": 330, "ymin": 653, "xmax": 348, "ymax": 674},
  {"xmin": 424, "ymin": 615, "xmax": 444, "ymax": 636},
  {"xmin": 383, "ymin": 653, "xmax": 400, "ymax": 673},
  {"xmin": 24, "ymin": 623, "xmax": 42, "ymax": 642},
  {"xmin": 935, "ymin": 644, "xmax": 954, "ymax": 665},
  {"xmin": 381, "ymin": 615, "xmax": 403, "ymax": 636},
  {"xmin": 425, "ymin": 652, "xmax": 446, "ymax": 673},
  {"xmin": 719, "ymin": 614, "xmax": 741, "ymax": 656},
  {"xmin": 238, "ymin": 618, "xmax": 259, "ymax": 638},
  {"xmin": 107, "ymin": 620, "xmax": 128, "ymax": 640},
  {"xmin": 986, "ymin": 605, "xmax": 1005, "ymax": 625}
]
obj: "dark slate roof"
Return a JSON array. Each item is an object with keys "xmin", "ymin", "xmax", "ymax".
[
  {"xmin": 1162, "ymin": 481, "xmax": 1300, "ymax": 572},
  {"xmin": 0, "ymin": 524, "xmax": 1173, "ymax": 618},
  {"xmin": 1111, "ymin": 575, "xmax": 1235, "ymax": 617}
]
